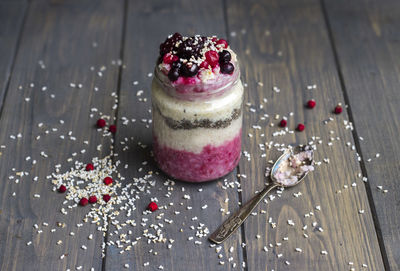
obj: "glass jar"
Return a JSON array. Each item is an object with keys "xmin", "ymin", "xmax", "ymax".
[{"xmin": 151, "ymin": 34, "xmax": 244, "ymax": 182}]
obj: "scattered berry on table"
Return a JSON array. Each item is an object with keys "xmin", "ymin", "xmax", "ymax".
[
  {"xmin": 96, "ymin": 119, "xmax": 106, "ymax": 128},
  {"xmin": 279, "ymin": 119, "xmax": 287, "ymax": 127},
  {"xmin": 148, "ymin": 201, "xmax": 158, "ymax": 212},
  {"xmin": 103, "ymin": 194, "xmax": 111, "ymax": 203},
  {"xmin": 334, "ymin": 105, "xmax": 343, "ymax": 114},
  {"xmin": 109, "ymin": 125, "xmax": 117, "ymax": 134},
  {"xmin": 88, "ymin": 195, "xmax": 97, "ymax": 204},
  {"xmin": 307, "ymin": 99, "xmax": 316, "ymax": 108},
  {"xmin": 58, "ymin": 185, "xmax": 67, "ymax": 193},
  {"xmin": 85, "ymin": 163, "xmax": 94, "ymax": 171},
  {"xmin": 103, "ymin": 177, "xmax": 113, "ymax": 186},
  {"xmin": 79, "ymin": 197, "xmax": 89, "ymax": 206},
  {"xmin": 297, "ymin": 123, "xmax": 305, "ymax": 131}
]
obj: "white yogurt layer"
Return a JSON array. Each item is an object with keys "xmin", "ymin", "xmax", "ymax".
[
  {"xmin": 151, "ymin": 79, "xmax": 244, "ymax": 122},
  {"xmin": 273, "ymin": 149, "xmax": 314, "ymax": 186},
  {"xmin": 153, "ymin": 108, "xmax": 242, "ymax": 153}
]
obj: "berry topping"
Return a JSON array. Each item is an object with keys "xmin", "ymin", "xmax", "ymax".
[
  {"xmin": 200, "ymin": 60, "xmax": 209, "ymax": 69},
  {"xmin": 85, "ymin": 163, "xmax": 94, "ymax": 171},
  {"xmin": 218, "ymin": 50, "xmax": 231, "ymax": 63},
  {"xmin": 109, "ymin": 125, "xmax": 117, "ymax": 134},
  {"xmin": 96, "ymin": 119, "xmax": 106, "ymax": 128},
  {"xmin": 297, "ymin": 123, "xmax": 305, "ymax": 132},
  {"xmin": 171, "ymin": 32, "xmax": 182, "ymax": 41},
  {"xmin": 220, "ymin": 62, "xmax": 234, "ymax": 74},
  {"xmin": 168, "ymin": 68, "xmax": 180, "ymax": 82},
  {"xmin": 279, "ymin": 119, "xmax": 287, "ymax": 127},
  {"xmin": 163, "ymin": 53, "xmax": 179, "ymax": 64},
  {"xmin": 79, "ymin": 197, "xmax": 89, "ymax": 206},
  {"xmin": 104, "ymin": 177, "xmax": 113, "ymax": 185},
  {"xmin": 148, "ymin": 201, "xmax": 158, "ymax": 212},
  {"xmin": 334, "ymin": 105, "xmax": 343, "ymax": 114},
  {"xmin": 58, "ymin": 185, "xmax": 67, "ymax": 193},
  {"xmin": 181, "ymin": 63, "xmax": 199, "ymax": 77},
  {"xmin": 205, "ymin": 50, "xmax": 219, "ymax": 67},
  {"xmin": 177, "ymin": 45, "xmax": 193, "ymax": 60},
  {"xmin": 171, "ymin": 61, "xmax": 182, "ymax": 70},
  {"xmin": 307, "ymin": 99, "xmax": 316, "ymax": 108},
  {"xmin": 216, "ymin": 39, "xmax": 228, "ymax": 48},
  {"xmin": 159, "ymin": 41, "xmax": 174, "ymax": 57},
  {"xmin": 88, "ymin": 195, "xmax": 97, "ymax": 204},
  {"xmin": 159, "ymin": 33, "xmax": 182, "ymax": 57},
  {"xmin": 103, "ymin": 194, "xmax": 111, "ymax": 203},
  {"xmin": 158, "ymin": 34, "xmax": 235, "ymax": 81}
]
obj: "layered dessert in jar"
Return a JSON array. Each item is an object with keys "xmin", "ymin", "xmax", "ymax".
[{"xmin": 151, "ymin": 33, "xmax": 244, "ymax": 182}]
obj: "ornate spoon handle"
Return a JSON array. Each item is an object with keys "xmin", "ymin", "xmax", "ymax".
[{"xmin": 209, "ymin": 183, "xmax": 278, "ymax": 244}]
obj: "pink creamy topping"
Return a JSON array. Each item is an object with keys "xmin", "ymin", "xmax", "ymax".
[
  {"xmin": 154, "ymin": 66, "xmax": 239, "ymax": 100},
  {"xmin": 273, "ymin": 149, "xmax": 314, "ymax": 186},
  {"xmin": 156, "ymin": 33, "xmax": 239, "ymax": 100}
]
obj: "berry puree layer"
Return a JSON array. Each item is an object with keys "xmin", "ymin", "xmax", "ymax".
[{"xmin": 151, "ymin": 33, "xmax": 244, "ymax": 182}]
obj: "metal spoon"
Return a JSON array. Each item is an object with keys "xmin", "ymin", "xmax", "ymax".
[{"xmin": 209, "ymin": 145, "xmax": 314, "ymax": 244}]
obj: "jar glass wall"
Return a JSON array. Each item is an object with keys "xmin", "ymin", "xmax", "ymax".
[{"xmin": 151, "ymin": 34, "xmax": 244, "ymax": 182}]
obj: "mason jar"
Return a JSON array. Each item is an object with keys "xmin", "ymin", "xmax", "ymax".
[{"xmin": 151, "ymin": 33, "xmax": 244, "ymax": 182}]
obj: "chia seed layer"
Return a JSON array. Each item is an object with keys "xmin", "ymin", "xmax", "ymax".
[
  {"xmin": 152, "ymin": 108, "xmax": 242, "ymax": 154},
  {"xmin": 154, "ymin": 106, "xmax": 241, "ymax": 130}
]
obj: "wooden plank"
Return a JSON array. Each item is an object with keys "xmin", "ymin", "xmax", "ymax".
[
  {"xmin": 226, "ymin": 0, "xmax": 385, "ymax": 270},
  {"xmin": 0, "ymin": 1, "xmax": 28, "ymax": 110},
  {"xmin": 104, "ymin": 0, "xmax": 245, "ymax": 270},
  {"xmin": 0, "ymin": 1, "xmax": 124, "ymax": 270},
  {"xmin": 323, "ymin": 0, "xmax": 400, "ymax": 269}
]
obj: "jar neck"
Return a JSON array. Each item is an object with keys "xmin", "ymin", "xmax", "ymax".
[{"xmin": 154, "ymin": 63, "xmax": 240, "ymax": 102}]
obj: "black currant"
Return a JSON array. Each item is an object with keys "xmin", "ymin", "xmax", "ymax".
[
  {"xmin": 168, "ymin": 68, "xmax": 180, "ymax": 81},
  {"xmin": 218, "ymin": 50, "xmax": 231, "ymax": 63},
  {"xmin": 220, "ymin": 62, "xmax": 234, "ymax": 74},
  {"xmin": 181, "ymin": 63, "xmax": 199, "ymax": 77}
]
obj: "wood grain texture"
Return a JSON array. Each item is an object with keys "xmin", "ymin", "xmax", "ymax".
[
  {"xmin": 226, "ymin": 0, "xmax": 385, "ymax": 270},
  {"xmin": 0, "ymin": 1, "xmax": 28, "ymax": 110},
  {"xmin": 0, "ymin": 1, "xmax": 124, "ymax": 270},
  {"xmin": 323, "ymin": 0, "xmax": 400, "ymax": 269},
  {"xmin": 103, "ymin": 0, "xmax": 245, "ymax": 270}
]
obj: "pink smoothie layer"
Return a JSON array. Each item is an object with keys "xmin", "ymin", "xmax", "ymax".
[{"xmin": 153, "ymin": 131, "xmax": 242, "ymax": 182}]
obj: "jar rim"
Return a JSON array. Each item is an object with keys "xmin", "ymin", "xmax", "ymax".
[{"xmin": 153, "ymin": 62, "xmax": 240, "ymax": 101}]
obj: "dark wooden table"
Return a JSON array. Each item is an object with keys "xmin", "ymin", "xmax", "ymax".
[{"xmin": 0, "ymin": 0, "xmax": 399, "ymax": 270}]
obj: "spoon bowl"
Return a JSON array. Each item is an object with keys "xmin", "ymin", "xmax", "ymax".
[{"xmin": 270, "ymin": 145, "xmax": 314, "ymax": 187}]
